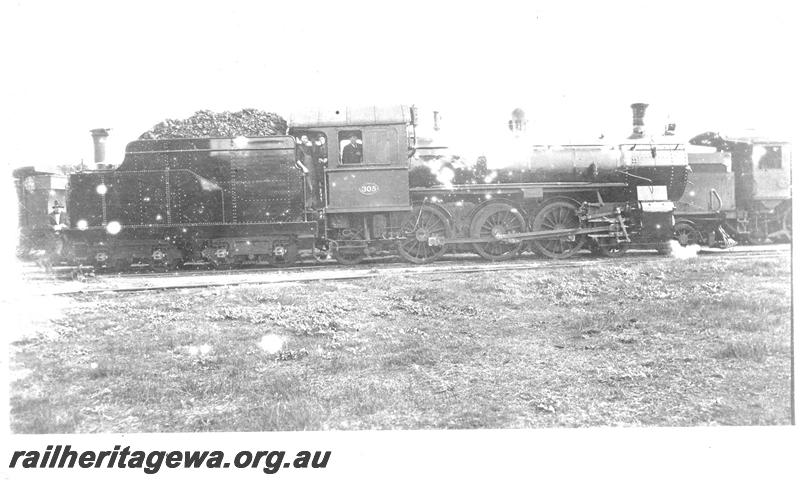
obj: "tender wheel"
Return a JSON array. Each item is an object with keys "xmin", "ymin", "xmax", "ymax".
[
  {"xmin": 674, "ymin": 221, "xmax": 702, "ymax": 247},
  {"xmin": 265, "ymin": 243, "xmax": 298, "ymax": 268},
  {"xmin": 530, "ymin": 200, "xmax": 586, "ymax": 259},
  {"xmin": 398, "ymin": 205, "xmax": 451, "ymax": 264},
  {"xmin": 152, "ymin": 247, "xmax": 182, "ymax": 271},
  {"xmin": 469, "ymin": 202, "xmax": 526, "ymax": 261},
  {"xmin": 312, "ymin": 241, "xmax": 331, "ymax": 262},
  {"xmin": 92, "ymin": 250, "xmax": 111, "ymax": 270},
  {"xmin": 333, "ymin": 229, "xmax": 366, "ymax": 265}
]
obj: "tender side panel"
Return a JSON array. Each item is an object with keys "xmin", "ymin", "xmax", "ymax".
[
  {"xmin": 69, "ymin": 136, "xmax": 304, "ymax": 229},
  {"xmin": 222, "ymin": 147, "xmax": 304, "ymax": 223}
]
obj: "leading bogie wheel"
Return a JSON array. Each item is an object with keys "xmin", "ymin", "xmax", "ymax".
[
  {"xmin": 469, "ymin": 202, "xmax": 526, "ymax": 261},
  {"xmin": 530, "ymin": 200, "xmax": 586, "ymax": 259},
  {"xmin": 783, "ymin": 207, "xmax": 792, "ymax": 232},
  {"xmin": 398, "ymin": 205, "xmax": 451, "ymax": 264},
  {"xmin": 595, "ymin": 240, "xmax": 628, "ymax": 258},
  {"xmin": 747, "ymin": 216, "xmax": 768, "ymax": 245},
  {"xmin": 674, "ymin": 221, "xmax": 703, "ymax": 247},
  {"xmin": 656, "ymin": 241, "xmax": 673, "ymax": 255},
  {"xmin": 781, "ymin": 207, "xmax": 792, "ymax": 242}
]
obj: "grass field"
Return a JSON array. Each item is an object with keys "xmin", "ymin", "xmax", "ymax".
[{"xmin": 9, "ymin": 254, "xmax": 793, "ymax": 432}]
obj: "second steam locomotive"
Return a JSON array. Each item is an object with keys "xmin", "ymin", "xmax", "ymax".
[{"xmin": 19, "ymin": 104, "xmax": 691, "ymax": 269}]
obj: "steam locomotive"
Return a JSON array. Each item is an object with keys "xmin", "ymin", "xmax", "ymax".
[
  {"xmin": 673, "ymin": 132, "xmax": 791, "ymax": 247},
  {"xmin": 15, "ymin": 104, "xmax": 690, "ymax": 269}
]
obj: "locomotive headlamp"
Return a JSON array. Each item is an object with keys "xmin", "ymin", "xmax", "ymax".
[
  {"xmin": 96, "ymin": 184, "xmax": 108, "ymax": 195},
  {"xmin": 106, "ymin": 221, "xmax": 121, "ymax": 235},
  {"xmin": 77, "ymin": 220, "xmax": 88, "ymax": 231}
]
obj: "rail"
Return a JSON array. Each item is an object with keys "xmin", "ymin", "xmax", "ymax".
[{"xmin": 27, "ymin": 248, "xmax": 787, "ymax": 296}]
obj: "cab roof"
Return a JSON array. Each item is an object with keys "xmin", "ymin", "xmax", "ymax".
[{"xmin": 289, "ymin": 105, "xmax": 411, "ymax": 128}]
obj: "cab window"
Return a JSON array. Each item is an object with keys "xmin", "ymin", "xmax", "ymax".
[
  {"xmin": 757, "ymin": 145, "xmax": 782, "ymax": 170},
  {"xmin": 293, "ymin": 130, "xmax": 328, "ymax": 165},
  {"xmin": 339, "ymin": 130, "xmax": 363, "ymax": 165},
  {"xmin": 363, "ymin": 127, "xmax": 398, "ymax": 164}
]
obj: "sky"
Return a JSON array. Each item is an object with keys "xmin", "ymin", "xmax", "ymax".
[{"xmin": 0, "ymin": 0, "xmax": 796, "ymax": 171}]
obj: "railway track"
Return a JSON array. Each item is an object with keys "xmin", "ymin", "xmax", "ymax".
[{"xmin": 23, "ymin": 245, "xmax": 790, "ymax": 296}]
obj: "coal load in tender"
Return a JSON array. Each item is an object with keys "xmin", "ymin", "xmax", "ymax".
[{"xmin": 138, "ymin": 108, "xmax": 288, "ymax": 139}]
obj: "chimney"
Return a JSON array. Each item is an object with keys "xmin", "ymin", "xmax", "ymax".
[
  {"xmin": 629, "ymin": 103, "xmax": 648, "ymax": 139},
  {"xmin": 90, "ymin": 128, "xmax": 111, "ymax": 165}
]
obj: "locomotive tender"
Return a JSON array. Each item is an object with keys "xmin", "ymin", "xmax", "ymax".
[{"xmin": 27, "ymin": 104, "xmax": 690, "ymax": 268}]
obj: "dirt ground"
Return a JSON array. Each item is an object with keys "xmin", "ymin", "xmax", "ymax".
[{"xmin": 8, "ymin": 253, "xmax": 793, "ymax": 432}]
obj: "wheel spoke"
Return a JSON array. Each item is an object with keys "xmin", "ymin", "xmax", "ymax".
[
  {"xmin": 470, "ymin": 203, "xmax": 524, "ymax": 261},
  {"xmin": 531, "ymin": 201, "xmax": 586, "ymax": 259},
  {"xmin": 398, "ymin": 206, "xmax": 449, "ymax": 264}
]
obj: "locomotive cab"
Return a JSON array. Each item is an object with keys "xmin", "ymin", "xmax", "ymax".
[
  {"xmin": 747, "ymin": 142, "xmax": 791, "ymax": 210},
  {"xmin": 13, "ymin": 168, "xmax": 68, "ymax": 257},
  {"xmin": 289, "ymin": 106, "xmax": 414, "ymax": 263},
  {"xmin": 289, "ymin": 106, "xmax": 412, "ymax": 213}
]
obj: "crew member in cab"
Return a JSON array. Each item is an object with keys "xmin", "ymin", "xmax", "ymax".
[
  {"xmin": 49, "ymin": 201, "xmax": 67, "ymax": 230},
  {"xmin": 314, "ymin": 135, "xmax": 328, "ymax": 165},
  {"xmin": 342, "ymin": 135, "xmax": 363, "ymax": 164},
  {"xmin": 297, "ymin": 135, "xmax": 321, "ymax": 208}
]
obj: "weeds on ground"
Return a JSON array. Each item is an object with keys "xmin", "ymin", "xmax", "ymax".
[{"xmin": 10, "ymin": 255, "xmax": 792, "ymax": 432}]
